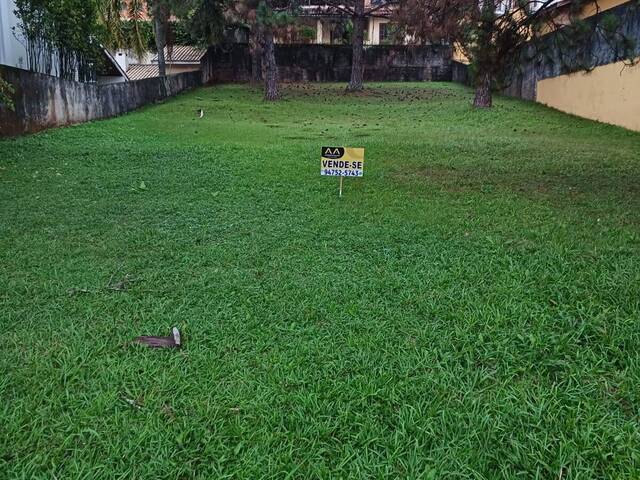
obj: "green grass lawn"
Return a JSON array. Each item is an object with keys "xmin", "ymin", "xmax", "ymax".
[{"xmin": 2, "ymin": 82, "xmax": 640, "ymax": 479}]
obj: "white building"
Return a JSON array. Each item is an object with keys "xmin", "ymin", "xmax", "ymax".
[
  {"xmin": 0, "ymin": 0, "xmax": 30, "ymax": 70},
  {"xmin": 285, "ymin": 1, "xmax": 401, "ymax": 46}
]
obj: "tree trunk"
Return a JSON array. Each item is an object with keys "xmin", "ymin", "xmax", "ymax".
[
  {"xmin": 263, "ymin": 30, "xmax": 279, "ymax": 101},
  {"xmin": 473, "ymin": 71, "xmax": 492, "ymax": 108},
  {"xmin": 153, "ymin": 6, "xmax": 167, "ymax": 77},
  {"xmin": 347, "ymin": 5, "xmax": 365, "ymax": 91},
  {"xmin": 473, "ymin": 0, "xmax": 495, "ymax": 108}
]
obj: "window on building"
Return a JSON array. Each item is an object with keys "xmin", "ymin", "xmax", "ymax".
[
  {"xmin": 378, "ymin": 22, "xmax": 399, "ymax": 44},
  {"xmin": 496, "ymin": 1, "xmax": 514, "ymax": 14}
]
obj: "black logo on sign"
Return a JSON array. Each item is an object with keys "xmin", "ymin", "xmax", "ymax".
[{"xmin": 322, "ymin": 147, "xmax": 344, "ymax": 159}]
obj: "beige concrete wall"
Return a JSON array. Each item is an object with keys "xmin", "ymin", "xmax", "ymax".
[
  {"xmin": 309, "ymin": 18, "xmax": 390, "ymax": 45},
  {"xmin": 453, "ymin": 44, "xmax": 469, "ymax": 64},
  {"xmin": 584, "ymin": 0, "xmax": 628, "ymax": 14},
  {"xmin": 315, "ymin": 20, "xmax": 331, "ymax": 44},
  {"xmin": 366, "ymin": 18, "xmax": 388, "ymax": 45},
  {"xmin": 165, "ymin": 64, "xmax": 200, "ymax": 75},
  {"xmin": 537, "ymin": 58, "xmax": 640, "ymax": 132}
]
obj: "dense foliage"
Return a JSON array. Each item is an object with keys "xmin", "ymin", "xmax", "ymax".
[
  {"xmin": 186, "ymin": 0, "xmax": 225, "ymax": 47},
  {"xmin": 0, "ymin": 74, "xmax": 15, "ymax": 111},
  {"xmin": 397, "ymin": 0, "xmax": 638, "ymax": 107},
  {"xmin": 118, "ymin": 19, "xmax": 207, "ymax": 53},
  {"xmin": 13, "ymin": 0, "xmax": 105, "ymax": 81},
  {"xmin": 13, "ymin": 0, "xmax": 224, "ymax": 80}
]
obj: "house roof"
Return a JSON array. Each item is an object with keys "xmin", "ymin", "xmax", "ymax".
[
  {"xmin": 127, "ymin": 46, "xmax": 205, "ymax": 80},
  {"xmin": 100, "ymin": 47, "xmax": 130, "ymax": 80},
  {"xmin": 298, "ymin": 5, "xmax": 393, "ymax": 18},
  {"xmin": 152, "ymin": 46, "xmax": 206, "ymax": 64},
  {"xmin": 126, "ymin": 64, "xmax": 161, "ymax": 80}
]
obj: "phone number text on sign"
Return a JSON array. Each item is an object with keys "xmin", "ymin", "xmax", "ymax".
[
  {"xmin": 321, "ymin": 147, "xmax": 364, "ymax": 177},
  {"xmin": 321, "ymin": 168, "xmax": 363, "ymax": 177}
]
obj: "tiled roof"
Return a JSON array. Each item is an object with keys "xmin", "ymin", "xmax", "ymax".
[
  {"xmin": 152, "ymin": 46, "xmax": 206, "ymax": 64},
  {"xmin": 126, "ymin": 64, "xmax": 160, "ymax": 80},
  {"xmin": 299, "ymin": 3, "xmax": 395, "ymax": 17}
]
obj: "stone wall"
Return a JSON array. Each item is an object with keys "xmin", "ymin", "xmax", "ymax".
[
  {"xmin": 451, "ymin": 61, "xmax": 470, "ymax": 85},
  {"xmin": 1, "ymin": 43, "xmax": 452, "ymax": 136},
  {"xmin": 449, "ymin": 2, "xmax": 640, "ymax": 130},
  {"xmin": 454, "ymin": 0, "xmax": 640, "ymax": 101},
  {"xmin": 511, "ymin": 0, "xmax": 640, "ymax": 100},
  {"xmin": 0, "ymin": 66, "xmax": 203, "ymax": 136},
  {"xmin": 206, "ymin": 44, "xmax": 453, "ymax": 83}
]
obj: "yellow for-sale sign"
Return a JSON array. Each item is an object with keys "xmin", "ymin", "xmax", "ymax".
[{"xmin": 321, "ymin": 147, "xmax": 364, "ymax": 177}]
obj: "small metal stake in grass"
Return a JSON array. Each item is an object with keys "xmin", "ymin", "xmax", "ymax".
[{"xmin": 339, "ymin": 175, "xmax": 343, "ymax": 197}]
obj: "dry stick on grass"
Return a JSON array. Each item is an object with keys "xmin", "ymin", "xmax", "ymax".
[
  {"xmin": 106, "ymin": 273, "xmax": 139, "ymax": 292},
  {"xmin": 134, "ymin": 327, "xmax": 182, "ymax": 349},
  {"xmin": 122, "ymin": 397, "xmax": 144, "ymax": 410},
  {"xmin": 66, "ymin": 287, "xmax": 91, "ymax": 296},
  {"xmin": 67, "ymin": 273, "xmax": 139, "ymax": 296}
]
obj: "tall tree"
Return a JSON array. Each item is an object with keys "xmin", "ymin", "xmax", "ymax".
[
  {"xmin": 101, "ymin": 0, "xmax": 223, "ymax": 77},
  {"xmin": 100, "ymin": 0, "xmax": 158, "ymax": 61},
  {"xmin": 231, "ymin": 0, "xmax": 296, "ymax": 100},
  {"xmin": 323, "ymin": 0, "xmax": 396, "ymax": 91},
  {"xmin": 186, "ymin": 0, "xmax": 225, "ymax": 47},
  {"xmin": 397, "ymin": 0, "xmax": 639, "ymax": 108},
  {"xmin": 99, "ymin": 0, "xmax": 139, "ymax": 60},
  {"xmin": 256, "ymin": 0, "xmax": 279, "ymax": 100},
  {"xmin": 98, "ymin": 0, "xmax": 168, "ymax": 70},
  {"xmin": 225, "ymin": 0, "xmax": 263, "ymax": 83},
  {"xmin": 147, "ymin": 0, "xmax": 173, "ymax": 76}
]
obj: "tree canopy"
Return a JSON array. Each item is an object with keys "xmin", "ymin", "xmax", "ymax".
[
  {"xmin": 13, "ymin": 0, "xmax": 225, "ymax": 80},
  {"xmin": 13, "ymin": 0, "xmax": 105, "ymax": 81},
  {"xmin": 397, "ymin": 0, "xmax": 639, "ymax": 107}
]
